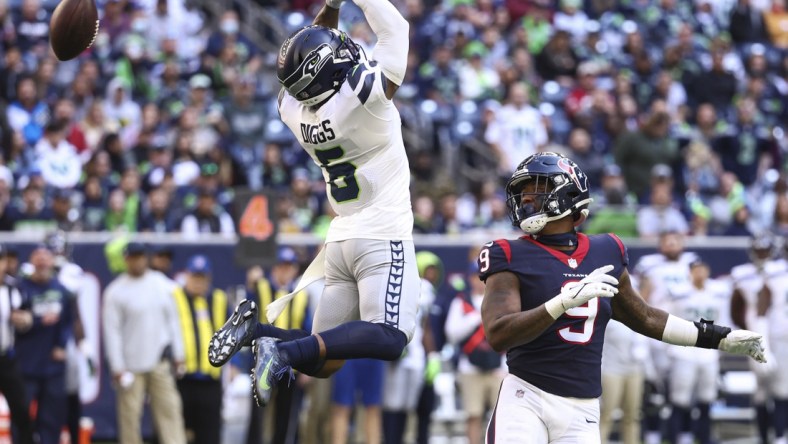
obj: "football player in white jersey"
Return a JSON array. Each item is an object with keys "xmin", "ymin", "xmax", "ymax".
[
  {"xmin": 730, "ymin": 233, "xmax": 779, "ymax": 444},
  {"xmin": 207, "ymin": 0, "xmax": 420, "ymax": 406},
  {"xmin": 757, "ymin": 258, "xmax": 788, "ymax": 444},
  {"xmin": 665, "ymin": 260, "xmax": 731, "ymax": 444},
  {"xmin": 633, "ymin": 231, "xmax": 698, "ymax": 444}
]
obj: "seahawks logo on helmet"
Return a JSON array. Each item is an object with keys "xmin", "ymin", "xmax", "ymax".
[{"xmin": 277, "ymin": 25, "xmax": 362, "ymax": 107}]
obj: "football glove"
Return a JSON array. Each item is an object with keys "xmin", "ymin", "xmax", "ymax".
[
  {"xmin": 746, "ymin": 317, "xmax": 774, "ymax": 372},
  {"xmin": 718, "ymin": 329, "xmax": 767, "ymax": 363},
  {"xmin": 545, "ymin": 264, "xmax": 619, "ymax": 319}
]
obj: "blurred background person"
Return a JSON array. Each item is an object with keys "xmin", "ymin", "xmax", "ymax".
[
  {"xmin": 245, "ymin": 247, "xmax": 310, "ymax": 444},
  {"xmin": 445, "ymin": 254, "xmax": 505, "ymax": 444},
  {"xmin": 664, "ymin": 260, "xmax": 731, "ymax": 444},
  {"xmin": 16, "ymin": 245, "xmax": 72, "ymax": 444},
  {"xmin": 600, "ymin": 318, "xmax": 648, "ymax": 444},
  {"xmin": 331, "ymin": 358, "xmax": 385, "ymax": 444},
  {"xmin": 173, "ymin": 254, "xmax": 228, "ymax": 444},
  {"xmin": 0, "ymin": 243, "xmax": 35, "ymax": 444},
  {"xmin": 102, "ymin": 242, "xmax": 186, "ymax": 444}
]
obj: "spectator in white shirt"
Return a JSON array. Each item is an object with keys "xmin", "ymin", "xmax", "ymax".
[
  {"xmin": 102, "ymin": 242, "xmax": 186, "ymax": 444},
  {"xmin": 34, "ymin": 121, "xmax": 82, "ymax": 189},
  {"xmin": 484, "ymin": 83, "xmax": 548, "ymax": 175}
]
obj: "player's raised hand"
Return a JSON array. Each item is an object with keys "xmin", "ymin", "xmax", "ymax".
[
  {"xmin": 718, "ymin": 330, "xmax": 767, "ymax": 363},
  {"xmin": 545, "ymin": 264, "xmax": 619, "ymax": 319}
]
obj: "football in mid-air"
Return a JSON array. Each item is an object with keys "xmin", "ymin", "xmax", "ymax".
[{"xmin": 49, "ymin": 0, "xmax": 99, "ymax": 61}]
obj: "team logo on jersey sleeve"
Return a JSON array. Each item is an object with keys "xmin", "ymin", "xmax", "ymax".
[{"xmin": 568, "ymin": 258, "xmax": 578, "ymax": 269}]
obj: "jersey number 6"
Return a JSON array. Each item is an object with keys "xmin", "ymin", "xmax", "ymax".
[{"xmin": 315, "ymin": 146, "xmax": 360, "ymax": 203}]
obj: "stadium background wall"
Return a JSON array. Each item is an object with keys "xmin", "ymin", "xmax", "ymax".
[{"xmin": 0, "ymin": 233, "xmax": 753, "ymax": 440}]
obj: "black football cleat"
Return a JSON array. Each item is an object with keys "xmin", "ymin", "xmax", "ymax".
[{"xmin": 208, "ymin": 299, "xmax": 258, "ymax": 367}]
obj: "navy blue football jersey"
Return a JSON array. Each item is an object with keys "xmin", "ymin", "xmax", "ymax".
[{"xmin": 478, "ymin": 233, "xmax": 628, "ymax": 399}]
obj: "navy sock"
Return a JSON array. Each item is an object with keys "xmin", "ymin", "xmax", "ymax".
[
  {"xmin": 669, "ymin": 405, "xmax": 689, "ymax": 443},
  {"xmin": 775, "ymin": 399, "xmax": 788, "ymax": 438},
  {"xmin": 276, "ymin": 321, "xmax": 406, "ymax": 375},
  {"xmin": 697, "ymin": 403, "xmax": 711, "ymax": 444},
  {"xmin": 252, "ymin": 323, "xmax": 310, "ymax": 341},
  {"xmin": 276, "ymin": 335, "xmax": 321, "ymax": 373},
  {"xmin": 320, "ymin": 321, "xmax": 407, "ymax": 361},
  {"xmin": 756, "ymin": 403, "xmax": 770, "ymax": 444}
]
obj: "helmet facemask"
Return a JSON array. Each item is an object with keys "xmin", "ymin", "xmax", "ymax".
[{"xmin": 507, "ymin": 174, "xmax": 567, "ymax": 234}]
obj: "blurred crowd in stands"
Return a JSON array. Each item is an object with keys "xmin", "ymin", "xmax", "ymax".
[{"xmin": 0, "ymin": 0, "xmax": 785, "ymax": 239}]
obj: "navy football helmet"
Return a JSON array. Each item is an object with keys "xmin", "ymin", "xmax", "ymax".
[
  {"xmin": 749, "ymin": 232, "xmax": 776, "ymax": 265},
  {"xmin": 505, "ymin": 152, "xmax": 593, "ymax": 234},
  {"xmin": 277, "ymin": 25, "xmax": 363, "ymax": 107}
]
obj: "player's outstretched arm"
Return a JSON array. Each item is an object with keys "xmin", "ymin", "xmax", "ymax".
[
  {"xmin": 481, "ymin": 271, "xmax": 555, "ymax": 352},
  {"xmin": 612, "ymin": 269, "xmax": 767, "ymax": 363},
  {"xmin": 352, "ymin": 0, "xmax": 409, "ymax": 99},
  {"xmin": 313, "ymin": 1, "xmax": 340, "ymax": 28}
]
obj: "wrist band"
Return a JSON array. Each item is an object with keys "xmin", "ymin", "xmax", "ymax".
[
  {"xmin": 326, "ymin": 0, "xmax": 342, "ymax": 9},
  {"xmin": 694, "ymin": 318, "xmax": 731, "ymax": 349}
]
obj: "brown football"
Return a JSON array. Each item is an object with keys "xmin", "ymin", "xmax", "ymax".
[{"xmin": 49, "ymin": 0, "xmax": 99, "ymax": 61}]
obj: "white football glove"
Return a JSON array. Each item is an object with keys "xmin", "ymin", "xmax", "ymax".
[
  {"xmin": 749, "ymin": 317, "xmax": 775, "ymax": 374},
  {"xmin": 545, "ymin": 264, "xmax": 619, "ymax": 319},
  {"xmin": 718, "ymin": 329, "xmax": 767, "ymax": 363}
]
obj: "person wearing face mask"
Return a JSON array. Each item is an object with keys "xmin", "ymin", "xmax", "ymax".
[{"xmin": 205, "ymin": 10, "xmax": 261, "ymax": 71}]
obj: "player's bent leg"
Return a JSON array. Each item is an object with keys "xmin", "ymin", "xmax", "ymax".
[
  {"xmin": 486, "ymin": 375, "xmax": 549, "ymax": 444},
  {"xmin": 311, "ymin": 359, "xmax": 345, "ymax": 378},
  {"xmin": 208, "ymin": 299, "xmax": 258, "ymax": 367},
  {"xmin": 354, "ymin": 239, "xmax": 420, "ymax": 343}
]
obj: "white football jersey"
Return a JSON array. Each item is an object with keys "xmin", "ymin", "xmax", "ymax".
[
  {"xmin": 730, "ymin": 259, "xmax": 783, "ymax": 327},
  {"xmin": 279, "ymin": 61, "xmax": 413, "ymax": 242},
  {"xmin": 666, "ymin": 279, "xmax": 732, "ymax": 361},
  {"xmin": 730, "ymin": 263, "xmax": 765, "ymax": 311},
  {"xmin": 634, "ymin": 252, "xmax": 697, "ymax": 310},
  {"xmin": 763, "ymin": 271, "xmax": 788, "ymax": 340}
]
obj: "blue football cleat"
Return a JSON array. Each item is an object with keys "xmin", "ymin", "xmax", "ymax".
[
  {"xmin": 208, "ymin": 299, "xmax": 257, "ymax": 367},
  {"xmin": 251, "ymin": 337, "xmax": 294, "ymax": 407}
]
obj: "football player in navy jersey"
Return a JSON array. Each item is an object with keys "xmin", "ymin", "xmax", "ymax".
[{"xmin": 479, "ymin": 152, "xmax": 767, "ymax": 443}]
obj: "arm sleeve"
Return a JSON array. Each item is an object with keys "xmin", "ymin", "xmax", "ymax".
[
  {"xmin": 102, "ymin": 284, "xmax": 125, "ymax": 373},
  {"xmin": 352, "ymin": 0, "xmax": 409, "ymax": 85},
  {"xmin": 444, "ymin": 297, "xmax": 482, "ymax": 344}
]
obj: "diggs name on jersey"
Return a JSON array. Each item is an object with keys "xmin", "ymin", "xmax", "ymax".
[{"xmin": 300, "ymin": 120, "xmax": 336, "ymax": 145}]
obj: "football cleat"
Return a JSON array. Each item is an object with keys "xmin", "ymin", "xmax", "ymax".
[
  {"xmin": 251, "ymin": 337, "xmax": 294, "ymax": 407},
  {"xmin": 208, "ymin": 299, "xmax": 258, "ymax": 367}
]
